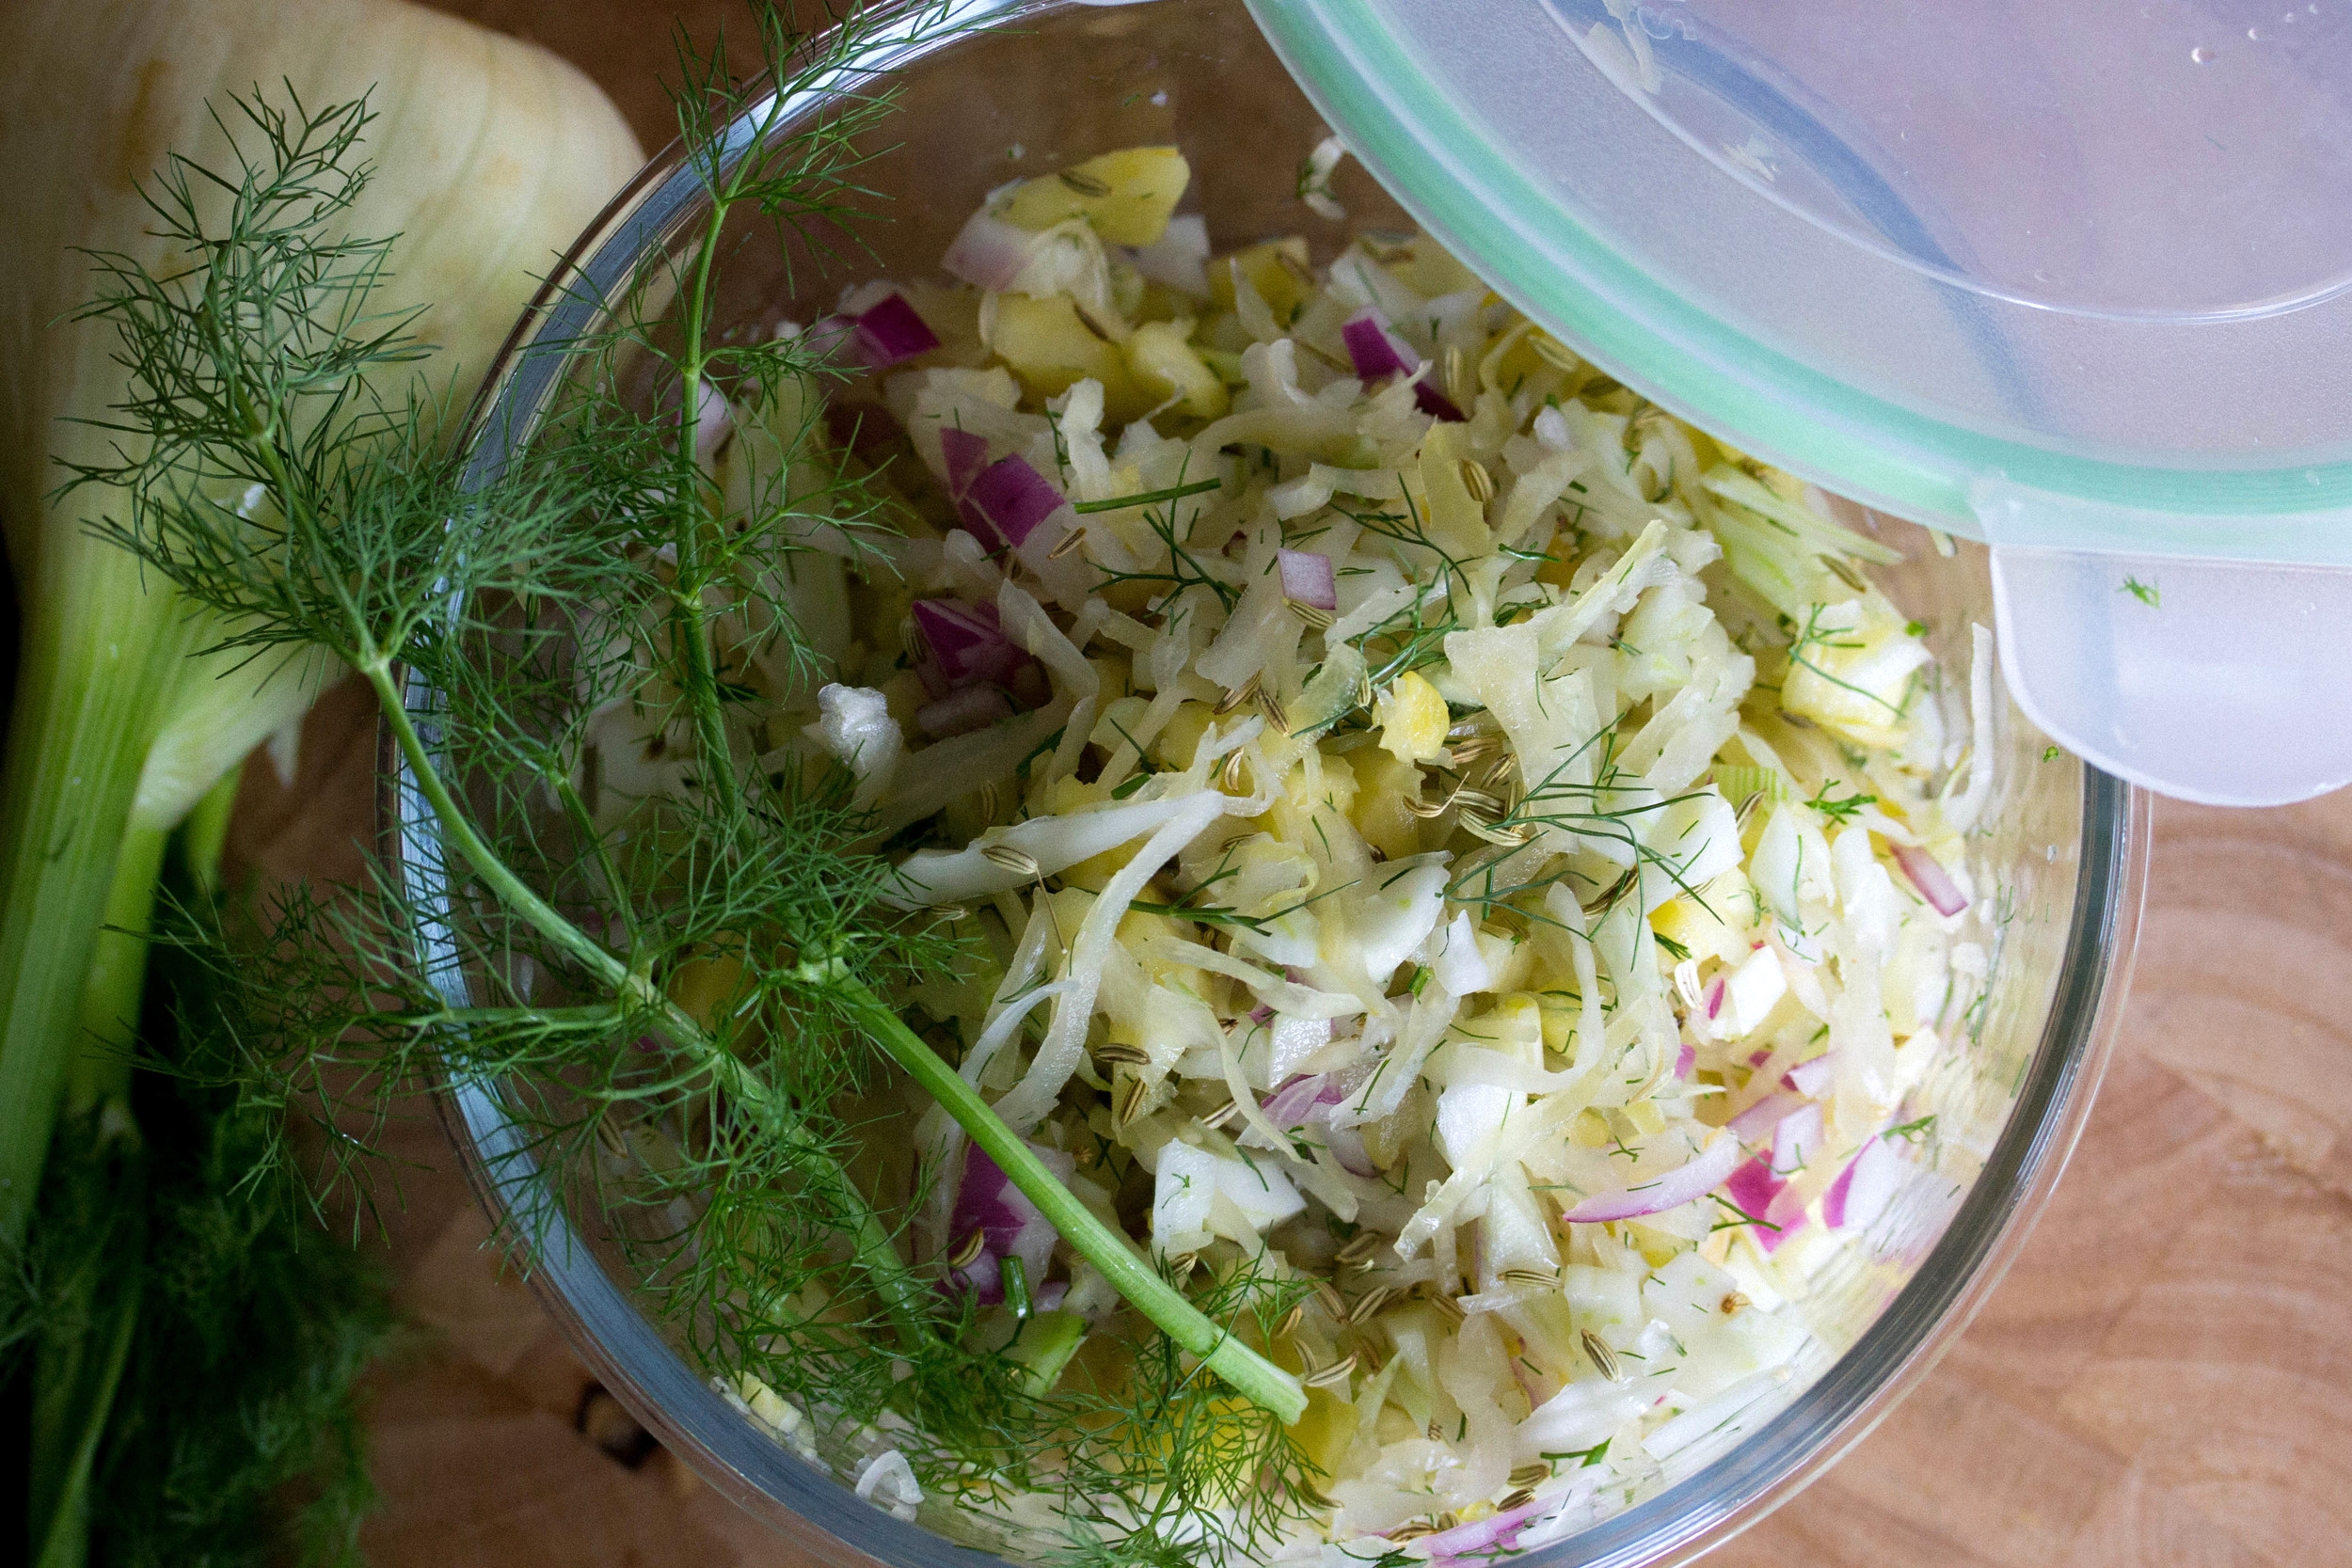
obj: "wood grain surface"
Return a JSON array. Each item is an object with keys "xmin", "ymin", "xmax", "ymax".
[
  {"xmin": 202, "ymin": 5, "xmax": 2351, "ymax": 1564},
  {"xmin": 235, "ymin": 673, "xmax": 2352, "ymax": 1568}
]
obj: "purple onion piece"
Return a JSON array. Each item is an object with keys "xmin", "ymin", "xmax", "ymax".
[
  {"xmin": 1786, "ymin": 1053, "xmax": 1836, "ymax": 1097},
  {"xmin": 947, "ymin": 1141, "xmax": 1076, "ymax": 1305},
  {"xmin": 1892, "ymin": 842, "xmax": 1968, "ymax": 917},
  {"xmin": 911, "ymin": 597, "xmax": 1029, "ymax": 688},
  {"xmin": 939, "ymin": 426, "xmax": 991, "ymax": 497},
  {"xmin": 966, "ymin": 453, "xmax": 1069, "ymax": 548},
  {"xmin": 1772, "ymin": 1101, "xmax": 1823, "ymax": 1174},
  {"xmin": 1260, "ymin": 1074, "xmax": 1330, "ymax": 1130},
  {"xmin": 1726, "ymin": 1088, "xmax": 1804, "ymax": 1144},
  {"xmin": 943, "ymin": 205, "xmax": 1041, "ymax": 292},
  {"xmin": 851, "ymin": 292, "xmax": 941, "ymax": 368},
  {"xmin": 1724, "ymin": 1155, "xmax": 1787, "ymax": 1231},
  {"xmin": 1422, "ymin": 1497, "xmax": 1549, "ymax": 1563},
  {"xmin": 1340, "ymin": 311, "xmax": 1465, "ymax": 422},
  {"xmin": 1277, "ymin": 548, "xmax": 1338, "ymax": 610},
  {"xmin": 1323, "ymin": 1122, "xmax": 1379, "ymax": 1179},
  {"xmin": 1561, "ymin": 1134, "xmax": 1741, "ymax": 1224},
  {"xmin": 1340, "ymin": 312, "xmax": 1415, "ymax": 381},
  {"xmin": 1673, "ymin": 1039, "xmax": 1696, "ymax": 1080}
]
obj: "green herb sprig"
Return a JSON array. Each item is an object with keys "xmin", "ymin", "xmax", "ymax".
[{"xmin": 74, "ymin": 8, "xmax": 1312, "ymax": 1565}]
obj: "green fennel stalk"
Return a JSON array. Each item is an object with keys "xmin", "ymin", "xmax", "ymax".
[{"xmin": 81, "ymin": 20, "xmax": 1307, "ymax": 1519}]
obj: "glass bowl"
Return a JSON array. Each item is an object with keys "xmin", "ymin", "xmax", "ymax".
[{"xmin": 411, "ymin": 2, "xmax": 2149, "ymax": 1563}]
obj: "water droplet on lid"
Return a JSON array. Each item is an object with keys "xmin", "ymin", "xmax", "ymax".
[
  {"xmin": 2249, "ymin": 24, "xmax": 2265, "ymax": 38},
  {"xmin": 2191, "ymin": 44, "xmax": 2216, "ymax": 61}
]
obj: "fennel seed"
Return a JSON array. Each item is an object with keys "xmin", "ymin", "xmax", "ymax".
[
  {"xmin": 1345, "ymin": 1285, "xmax": 1399, "ymax": 1325},
  {"xmin": 1721, "ymin": 1291, "xmax": 1751, "ymax": 1315},
  {"xmin": 1425, "ymin": 1420, "xmax": 1445, "ymax": 1444},
  {"xmin": 947, "ymin": 1230, "xmax": 988, "ymax": 1269},
  {"xmin": 1425, "ymin": 1290, "xmax": 1468, "ymax": 1325},
  {"xmin": 1498, "ymin": 1488, "xmax": 1536, "ymax": 1512},
  {"xmin": 1048, "ymin": 524, "xmax": 1089, "ymax": 560},
  {"xmin": 1499, "ymin": 1266, "xmax": 1559, "ymax": 1290},
  {"xmin": 1276, "ymin": 1304, "xmax": 1305, "ymax": 1339},
  {"xmin": 1335, "ymin": 1231, "xmax": 1386, "ymax": 1266},
  {"xmin": 1165, "ymin": 1250, "xmax": 1199, "ymax": 1280},
  {"xmin": 1313, "ymin": 1279, "xmax": 1347, "ymax": 1321},
  {"xmin": 1390, "ymin": 1522, "xmax": 1437, "ymax": 1543},
  {"xmin": 1214, "ymin": 674, "xmax": 1261, "ymax": 715},
  {"xmin": 1581, "ymin": 1328, "xmax": 1626, "ymax": 1384},
  {"xmin": 1449, "ymin": 787, "xmax": 1504, "ymax": 816},
  {"xmin": 1820, "ymin": 553, "xmax": 1868, "ymax": 593},
  {"xmin": 1303, "ymin": 1354, "xmax": 1358, "ymax": 1390},
  {"xmin": 1528, "ymin": 332, "xmax": 1579, "ymax": 372},
  {"xmin": 1458, "ymin": 457, "xmax": 1496, "ymax": 505},
  {"xmin": 1218, "ymin": 751, "xmax": 1252, "ymax": 795},
  {"xmin": 1202, "ymin": 1095, "xmax": 1245, "ymax": 1131},
  {"xmin": 1094, "ymin": 1041, "xmax": 1152, "ymax": 1066},
  {"xmin": 1459, "ymin": 813, "xmax": 1534, "ymax": 847},
  {"xmin": 1443, "ymin": 345, "xmax": 1470, "ymax": 404},
  {"xmin": 1258, "ymin": 688, "xmax": 1290, "ymax": 735},
  {"xmin": 1057, "ymin": 168, "xmax": 1112, "ymax": 197},
  {"xmin": 1509, "ymin": 1462, "xmax": 1552, "ymax": 1490},
  {"xmin": 1113, "ymin": 1073, "xmax": 1150, "ymax": 1128},
  {"xmin": 981, "ymin": 843, "xmax": 1041, "ymax": 879},
  {"xmin": 1288, "ymin": 600, "xmax": 1336, "ymax": 630}
]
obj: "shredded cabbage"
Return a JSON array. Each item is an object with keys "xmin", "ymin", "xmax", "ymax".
[{"xmin": 700, "ymin": 140, "xmax": 2000, "ymax": 1560}]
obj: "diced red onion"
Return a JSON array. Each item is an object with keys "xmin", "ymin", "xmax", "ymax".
[
  {"xmin": 912, "ymin": 598, "xmax": 1031, "ymax": 688},
  {"xmin": 1341, "ymin": 311, "xmax": 1416, "ymax": 381},
  {"xmin": 1248, "ymin": 1004, "xmax": 1275, "ymax": 1027},
  {"xmin": 943, "ymin": 205, "xmax": 1041, "ymax": 292},
  {"xmin": 1724, "ymin": 1156, "xmax": 1787, "ymax": 1228},
  {"xmin": 966, "ymin": 453, "xmax": 1069, "ymax": 549},
  {"xmin": 917, "ymin": 686, "xmax": 1015, "ymax": 738},
  {"xmin": 1262, "ymin": 1073, "xmax": 1346, "ymax": 1130},
  {"xmin": 1422, "ymin": 1497, "xmax": 1548, "ymax": 1562},
  {"xmin": 851, "ymin": 292, "xmax": 940, "ymax": 368},
  {"xmin": 1727, "ymin": 1089, "xmax": 1804, "ymax": 1143},
  {"xmin": 1034, "ymin": 1279, "xmax": 1070, "ymax": 1314},
  {"xmin": 1786, "ymin": 1053, "xmax": 1836, "ymax": 1097},
  {"xmin": 1323, "ymin": 1122, "xmax": 1378, "ymax": 1178},
  {"xmin": 947, "ymin": 1141, "xmax": 1075, "ymax": 1305},
  {"xmin": 1822, "ymin": 1134, "xmax": 1906, "ymax": 1232},
  {"xmin": 940, "ymin": 426, "xmax": 991, "ymax": 497},
  {"xmin": 1562, "ymin": 1134, "xmax": 1741, "ymax": 1223},
  {"xmin": 1892, "ymin": 842, "xmax": 1967, "ymax": 917},
  {"xmin": 1277, "ymin": 548, "xmax": 1337, "ymax": 610},
  {"xmin": 1772, "ymin": 1101, "xmax": 1823, "ymax": 1174},
  {"xmin": 1340, "ymin": 311, "xmax": 1464, "ymax": 421},
  {"xmin": 1673, "ymin": 1040, "xmax": 1696, "ymax": 1079},
  {"xmin": 1704, "ymin": 975, "xmax": 1724, "ymax": 1021}
]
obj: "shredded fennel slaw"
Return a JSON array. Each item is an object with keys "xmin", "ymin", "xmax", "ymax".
[{"xmin": 604, "ymin": 143, "xmax": 2000, "ymax": 1559}]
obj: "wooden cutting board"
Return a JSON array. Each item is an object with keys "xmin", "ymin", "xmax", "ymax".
[{"xmin": 211, "ymin": 7, "xmax": 2349, "ymax": 1563}]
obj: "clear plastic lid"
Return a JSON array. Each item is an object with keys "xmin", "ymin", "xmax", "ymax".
[{"xmin": 1246, "ymin": 0, "xmax": 2352, "ymax": 803}]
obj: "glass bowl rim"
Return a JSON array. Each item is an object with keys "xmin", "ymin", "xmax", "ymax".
[{"xmin": 402, "ymin": 5, "xmax": 2153, "ymax": 1562}]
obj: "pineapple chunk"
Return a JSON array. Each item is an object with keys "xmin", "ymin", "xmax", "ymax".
[
  {"xmin": 1207, "ymin": 237, "xmax": 1312, "ymax": 321},
  {"xmin": 1121, "ymin": 320, "xmax": 1229, "ymax": 420},
  {"xmin": 1780, "ymin": 597, "xmax": 1931, "ymax": 750},
  {"xmin": 1343, "ymin": 744, "xmax": 1424, "ymax": 863},
  {"xmin": 1374, "ymin": 670, "xmax": 1450, "ymax": 765},
  {"xmin": 987, "ymin": 292, "xmax": 1152, "ymax": 421},
  {"xmin": 998, "ymin": 148, "xmax": 1192, "ymax": 245},
  {"xmin": 1650, "ymin": 870, "xmax": 1756, "ymax": 967}
]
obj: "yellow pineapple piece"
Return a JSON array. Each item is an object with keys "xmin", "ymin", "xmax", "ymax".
[{"xmin": 997, "ymin": 147, "xmax": 1192, "ymax": 245}]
